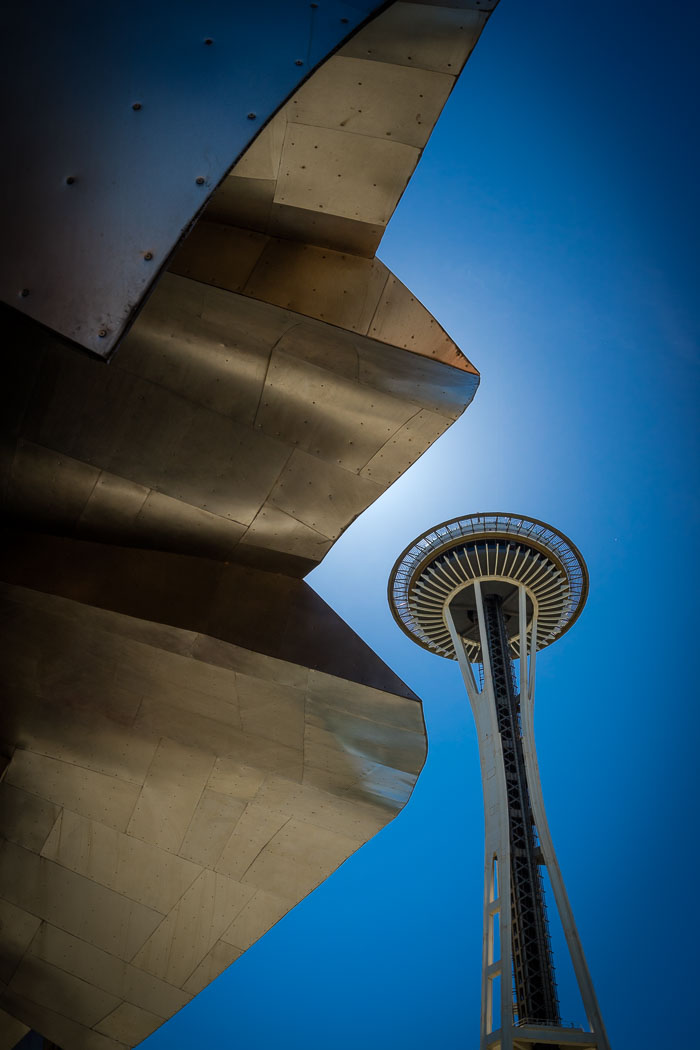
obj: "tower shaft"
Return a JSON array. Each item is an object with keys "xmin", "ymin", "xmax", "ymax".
[
  {"xmin": 482, "ymin": 593, "xmax": 559, "ymax": 1026},
  {"xmin": 389, "ymin": 514, "xmax": 611, "ymax": 1050}
]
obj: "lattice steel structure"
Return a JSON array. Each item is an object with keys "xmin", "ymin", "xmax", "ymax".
[{"xmin": 389, "ymin": 514, "xmax": 610, "ymax": 1050}]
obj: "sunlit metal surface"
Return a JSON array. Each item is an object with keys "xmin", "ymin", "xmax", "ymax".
[
  {"xmin": 0, "ymin": 581, "xmax": 426, "ymax": 1049},
  {"xmin": 0, "ymin": 2, "xmax": 500, "ymax": 1044},
  {"xmin": 0, "ymin": 1, "xmax": 383, "ymax": 357},
  {"xmin": 3, "ymin": 276, "xmax": 476, "ymax": 573}
]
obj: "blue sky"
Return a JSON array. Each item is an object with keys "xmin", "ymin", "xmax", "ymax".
[{"xmin": 144, "ymin": 3, "xmax": 699, "ymax": 1047}]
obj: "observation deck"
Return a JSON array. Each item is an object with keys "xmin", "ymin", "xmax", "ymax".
[{"xmin": 389, "ymin": 513, "xmax": 588, "ymax": 662}]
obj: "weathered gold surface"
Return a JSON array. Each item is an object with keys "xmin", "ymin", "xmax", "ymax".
[
  {"xmin": 4, "ymin": 276, "xmax": 475, "ymax": 572},
  {"xmin": 0, "ymin": 583, "xmax": 425, "ymax": 1049},
  {"xmin": 0, "ymin": 1, "xmax": 496, "ymax": 1044}
]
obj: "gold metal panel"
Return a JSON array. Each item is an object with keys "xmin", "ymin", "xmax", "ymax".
[
  {"xmin": 300, "ymin": 729, "xmax": 376, "ymax": 782},
  {"xmin": 0, "ymin": 990, "xmax": 123, "ymax": 1050},
  {"xmin": 258, "ymin": 817, "xmax": 362, "ymax": 875},
  {"xmin": 240, "ymin": 847, "xmax": 325, "ymax": 901},
  {"xmin": 77, "ymin": 472, "xmax": 149, "ymax": 539},
  {"xmin": 127, "ymin": 740, "xmax": 215, "ymax": 854},
  {"xmin": 132, "ymin": 698, "xmax": 242, "ymax": 761},
  {"xmin": 26, "ymin": 349, "xmax": 292, "ymax": 530},
  {"xmin": 0, "ymin": 583, "xmax": 429, "ymax": 1036},
  {"xmin": 253, "ymin": 776, "xmax": 387, "ymax": 841},
  {"xmin": 191, "ymin": 636, "xmax": 308, "ymax": 689},
  {"xmin": 0, "ymin": 692, "xmax": 158, "ymax": 788},
  {"xmin": 307, "ymin": 756, "xmax": 409, "ymax": 801},
  {"xmin": 236, "ymin": 675, "xmax": 306, "ymax": 750},
  {"xmin": 206, "ymin": 760, "xmax": 267, "ymax": 802},
  {"xmin": 182, "ymin": 940, "xmax": 242, "ymax": 996},
  {"xmin": 304, "ymin": 710, "xmax": 426, "ymax": 775},
  {"xmin": 168, "ymin": 222, "xmax": 269, "ymax": 295},
  {"xmin": 274, "ymin": 122, "xmax": 419, "ymax": 227},
  {"xmin": 112, "ymin": 636, "xmax": 240, "ymax": 706},
  {"xmin": 369, "ymin": 272, "xmax": 472, "ymax": 368},
  {"xmin": 29, "ymin": 924, "xmax": 190, "ymax": 1020},
  {"xmin": 178, "ymin": 790, "xmax": 247, "ymax": 869},
  {"xmin": 214, "ymin": 805, "xmax": 288, "ymax": 882},
  {"xmin": 356, "ymin": 335, "xmax": 477, "ymax": 409},
  {"xmin": 339, "ymin": 2, "xmax": 485, "ymax": 74},
  {"xmin": 5, "ymin": 751, "xmax": 140, "ymax": 834},
  {"xmin": 212, "ymin": 731, "xmax": 304, "ymax": 782},
  {"xmin": 220, "ymin": 889, "xmax": 294, "ymax": 952},
  {"xmin": 307, "ymin": 669, "xmax": 427, "ymax": 733},
  {"xmin": 130, "ymin": 491, "xmax": 247, "ymax": 560},
  {"xmin": 289, "ymin": 55, "xmax": 454, "ymax": 149},
  {"xmin": 0, "ymin": 583, "xmax": 197, "ymax": 661},
  {"xmin": 204, "ymin": 175, "xmax": 276, "ymax": 231},
  {"xmin": 6, "ymin": 440, "xmax": 100, "ymax": 530},
  {"xmin": 231, "ymin": 111, "xmax": 287, "ymax": 182},
  {"xmin": 131, "ymin": 870, "xmax": 254, "ymax": 987},
  {"xmin": 94, "ymin": 1002, "xmax": 163, "ymax": 1045},
  {"xmin": 40, "ymin": 810, "xmax": 201, "ymax": 915},
  {"xmin": 116, "ymin": 273, "xmax": 286, "ymax": 426},
  {"xmin": 242, "ymin": 238, "xmax": 389, "ymax": 332},
  {"xmin": 273, "ymin": 319, "xmax": 361, "ymax": 379},
  {"xmin": 239, "ymin": 506, "xmax": 333, "ymax": 562},
  {"xmin": 0, "ymin": 899, "xmax": 41, "ymax": 985},
  {"xmin": 0, "ymin": 784, "xmax": 59, "ymax": 854},
  {"xmin": 254, "ymin": 349, "xmax": 416, "ymax": 472},
  {"xmin": 125, "ymin": 399, "xmax": 289, "ymax": 527},
  {"xmin": 268, "ymin": 448, "xmax": 383, "ymax": 539},
  {"xmin": 343, "ymin": 763, "xmax": 419, "ymax": 810},
  {"xmin": 8, "ymin": 955, "xmax": 121, "ymax": 1029},
  {"xmin": 0, "ymin": 842, "xmax": 163, "ymax": 960},
  {"xmin": 2, "ymin": 605, "xmax": 144, "ymax": 728},
  {"xmin": 266, "ymin": 202, "xmax": 383, "ymax": 257},
  {"xmin": 0, "ymin": 1008, "xmax": 28, "ymax": 1049},
  {"xmin": 360, "ymin": 408, "xmax": 452, "ymax": 485}
]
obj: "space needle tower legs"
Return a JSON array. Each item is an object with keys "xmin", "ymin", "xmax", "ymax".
[{"xmin": 388, "ymin": 515, "xmax": 611, "ymax": 1050}]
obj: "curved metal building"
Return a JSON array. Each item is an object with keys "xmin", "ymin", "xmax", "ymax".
[{"xmin": 0, "ymin": 3, "xmax": 497, "ymax": 1047}]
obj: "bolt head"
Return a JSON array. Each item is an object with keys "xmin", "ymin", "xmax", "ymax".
[{"xmin": 195, "ymin": 176, "xmax": 206, "ymax": 185}]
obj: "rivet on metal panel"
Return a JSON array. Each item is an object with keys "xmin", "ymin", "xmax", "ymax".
[
  {"xmin": 295, "ymin": 60, "xmax": 304, "ymax": 66},
  {"xmin": 98, "ymin": 329, "xmax": 108, "ymax": 338},
  {"xmin": 19, "ymin": 289, "xmax": 29, "ymax": 297},
  {"xmin": 132, "ymin": 102, "xmax": 142, "ymax": 111},
  {"xmin": 204, "ymin": 38, "xmax": 213, "ymax": 45},
  {"xmin": 66, "ymin": 176, "xmax": 76, "ymax": 185},
  {"xmin": 144, "ymin": 252, "xmax": 154, "ymax": 261},
  {"xmin": 247, "ymin": 112, "xmax": 257, "ymax": 120},
  {"xmin": 195, "ymin": 176, "xmax": 206, "ymax": 185}
]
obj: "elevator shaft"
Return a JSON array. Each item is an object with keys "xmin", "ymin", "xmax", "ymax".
[{"xmin": 482, "ymin": 593, "xmax": 560, "ymax": 1027}]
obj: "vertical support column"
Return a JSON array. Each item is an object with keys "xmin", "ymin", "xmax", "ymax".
[
  {"xmin": 446, "ymin": 594, "xmax": 514, "ymax": 1050},
  {"xmin": 518, "ymin": 587, "xmax": 611, "ymax": 1050}
]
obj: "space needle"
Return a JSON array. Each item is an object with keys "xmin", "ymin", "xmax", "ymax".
[{"xmin": 389, "ymin": 513, "xmax": 610, "ymax": 1050}]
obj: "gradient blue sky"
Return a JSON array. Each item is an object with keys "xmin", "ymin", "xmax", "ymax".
[{"xmin": 143, "ymin": 3, "xmax": 699, "ymax": 1047}]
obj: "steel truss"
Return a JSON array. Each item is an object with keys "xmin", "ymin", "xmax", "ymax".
[{"xmin": 482, "ymin": 593, "xmax": 559, "ymax": 1028}]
